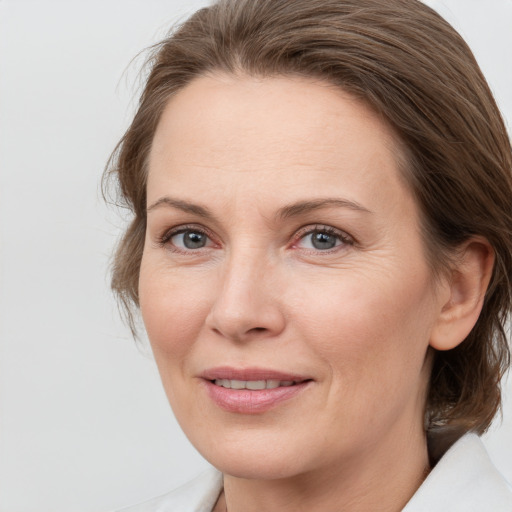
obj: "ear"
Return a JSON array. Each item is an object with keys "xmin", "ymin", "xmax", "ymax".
[{"xmin": 429, "ymin": 237, "xmax": 494, "ymax": 351}]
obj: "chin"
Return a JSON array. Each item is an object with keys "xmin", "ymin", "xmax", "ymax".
[
  {"xmin": 208, "ymin": 451, "xmax": 306, "ymax": 481},
  {"xmin": 191, "ymin": 428, "xmax": 325, "ymax": 481}
]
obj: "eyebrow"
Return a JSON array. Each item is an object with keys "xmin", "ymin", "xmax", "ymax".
[
  {"xmin": 147, "ymin": 197, "xmax": 215, "ymax": 218},
  {"xmin": 146, "ymin": 196, "xmax": 372, "ymax": 219},
  {"xmin": 276, "ymin": 198, "xmax": 373, "ymax": 219}
]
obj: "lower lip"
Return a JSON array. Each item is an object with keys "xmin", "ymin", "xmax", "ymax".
[{"xmin": 203, "ymin": 380, "xmax": 311, "ymax": 414}]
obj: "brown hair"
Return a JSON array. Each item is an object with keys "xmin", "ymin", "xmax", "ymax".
[{"xmin": 104, "ymin": 0, "xmax": 512, "ymax": 436}]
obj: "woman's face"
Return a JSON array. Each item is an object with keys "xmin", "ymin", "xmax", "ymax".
[{"xmin": 140, "ymin": 75, "xmax": 445, "ymax": 479}]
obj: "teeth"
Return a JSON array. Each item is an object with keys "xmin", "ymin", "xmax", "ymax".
[
  {"xmin": 246, "ymin": 380, "xmax": 266, "ymax": 390},
  {"xmin": 213, "ymin": 379, "xmax": 297, "ymax": 390}
]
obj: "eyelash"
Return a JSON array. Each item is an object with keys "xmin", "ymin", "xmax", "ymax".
[
  {"xmin": 156, "ymin": 224, "xmax": 215, "ymax": 251},
  {"xmin": 294, "ymin": 224, "xmax": 354, "ymax": 247},
  {"xmin": 156, "ymin": 224, "xmax": 354, "ymax": 254}
]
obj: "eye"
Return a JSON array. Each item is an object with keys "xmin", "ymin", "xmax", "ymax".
[
  {"xmin": 172, "ymin": 230, "xmax": 210, "ymax": 249},
  {"xmin": 295, "ymin": 226, "xmax": 352, "ymax": 251},
  {"xmin": 158, "ymin": 226, "xmax": 215, "ymax": 251}
]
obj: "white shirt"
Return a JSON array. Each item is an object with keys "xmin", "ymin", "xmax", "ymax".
[{"xmin": 118, "ymin": 434, "xmax": 512, "ymax": 511}]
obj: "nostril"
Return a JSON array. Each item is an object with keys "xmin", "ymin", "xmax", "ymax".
[{"xmin": 250, "ymin": 327, "xmax": 267, "ymax": 333}]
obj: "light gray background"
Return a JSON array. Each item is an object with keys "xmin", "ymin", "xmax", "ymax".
[{"xmin": 0, "ymin": 1, "xmax": 511, "ymax": 511}]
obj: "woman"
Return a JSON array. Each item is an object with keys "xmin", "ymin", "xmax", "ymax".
[{"xmin": 104, "ymin": 0, "xmax": 512, "ymax": 510}]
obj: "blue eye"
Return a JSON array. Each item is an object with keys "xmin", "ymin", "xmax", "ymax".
[
  {"xmin": 169, "ymin": 229, "xmax": 212, "ymax": 250},
  {"xmin": 309, "ymin": 231, "xmax": 339, "ymax": 250},
  {"xmin": 296, "ymin": 227, "xmax": 350, "ymax": 251}
]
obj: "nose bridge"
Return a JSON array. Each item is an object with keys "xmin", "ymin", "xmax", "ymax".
[{"xmin": 206, "ymin": 242, "xmax": 285, "ymax": 341}]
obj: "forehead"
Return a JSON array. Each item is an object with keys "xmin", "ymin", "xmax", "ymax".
[{"xmin": 147, "ymin": 74, "xmax": 411, "ymax": 217}]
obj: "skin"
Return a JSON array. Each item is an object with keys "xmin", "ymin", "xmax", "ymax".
[{"xmin": 139, "ymin": 74, "xmax": 493, "ymax": 512}]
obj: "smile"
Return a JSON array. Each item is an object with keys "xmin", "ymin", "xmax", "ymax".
[
  {"xmin": 213, "ymin": 379, "xmax": 297, "ymax": 390},
  {"xmin": 200, "ymin": 368, "xmax": 312, "ymax": 414}
]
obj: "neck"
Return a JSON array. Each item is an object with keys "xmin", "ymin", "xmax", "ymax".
[{"xmin": 219, "ymin": 423, "xmax": 430, "ymax": 512}]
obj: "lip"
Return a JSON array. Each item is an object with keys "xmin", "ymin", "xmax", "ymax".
[
  {"xmin": 200, "ymin": 366, "xmax": 310, "ymax": 382},
  {"xmin": 199, "ymin": 367, "xmax": 313, "ymax": 414}
]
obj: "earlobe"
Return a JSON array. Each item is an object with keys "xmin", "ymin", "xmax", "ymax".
[{"xmin": 429, "ymin": 238, "xmax": 494, "ymax": 351}]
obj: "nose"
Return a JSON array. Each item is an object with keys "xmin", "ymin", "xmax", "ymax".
[{"xmin": 205, "ymin": 249, "xmax": 286, "ymax": 342}]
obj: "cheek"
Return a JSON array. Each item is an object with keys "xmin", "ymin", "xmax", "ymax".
[
  {"xmin": 291, "ymin": 266, "xmax": 436, "ymax": 389},
  {"xmin": 295, "ymin": 275, "xmax": 435, "ymax": 443},
  {"xmin": 138, "ymin": 260, "xmax": 210, "ymax": 363}
]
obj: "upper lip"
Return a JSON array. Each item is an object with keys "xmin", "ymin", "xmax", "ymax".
[{"xmin": 200, "ymin": 366, "xmax": 311, "ymax": 382}]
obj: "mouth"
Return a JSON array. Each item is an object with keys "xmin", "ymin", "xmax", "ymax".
[
  {"xmin": 212, "ymin": 379, "xmax": 301, "ymax": 390},
  {"xmin": 200, "ymin": 367, "xmax": 313, "ymax": 414}
]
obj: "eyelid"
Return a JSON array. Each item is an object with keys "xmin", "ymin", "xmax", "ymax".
[
  {"xmin": 291, "ymin": 224, "xmax": 355, "ymax": 249},
  {"xmin": 155, "ymin": 222, "xmax": 354, "ymax": 252},
  {"xmin": 156, "ymin": 223, "xmax": 219, "ymax": 248}
]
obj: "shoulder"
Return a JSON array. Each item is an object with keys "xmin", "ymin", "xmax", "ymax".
[
  {"xmin": 403, "ymin": 433, "xmax": 512, "ymax": 511},
  {"xmin": 116, "ymin": 468, "xmax": 223, "ymax": 512}
]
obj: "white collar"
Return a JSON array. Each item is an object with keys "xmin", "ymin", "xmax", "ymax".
[
  {"xmin": 119, "ymin": 434, "xmax": 512, "ymax": 511},
  {"xmin": 403, "ymin": 433, "xmax": 512, "ymax": 511}
]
